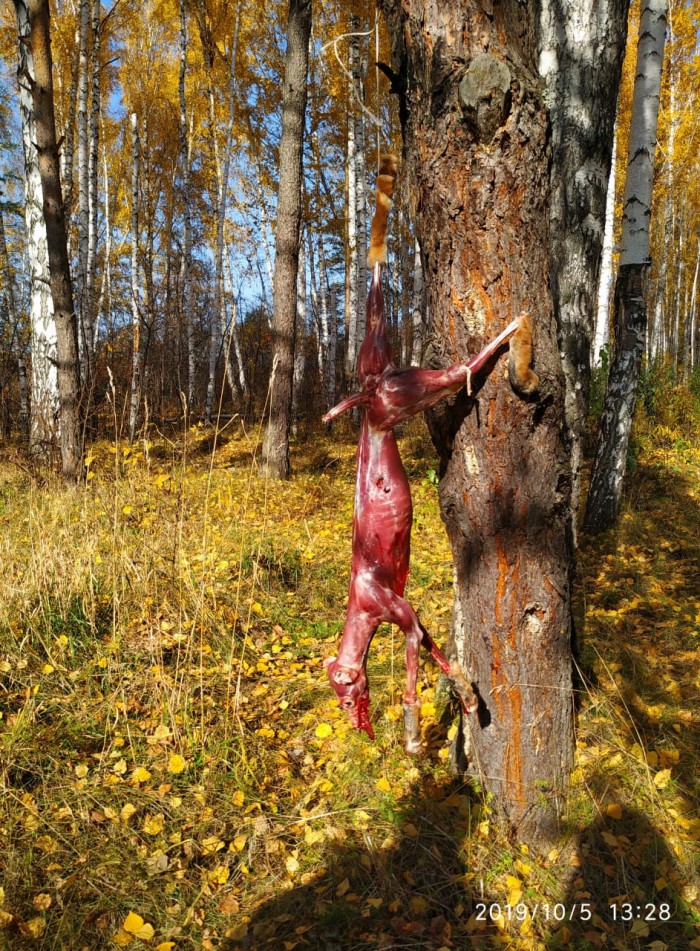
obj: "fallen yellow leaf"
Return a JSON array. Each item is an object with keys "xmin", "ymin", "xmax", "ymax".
[
  {"xmin": 376, "ymin": 777, "xmax": 392, "ymax": 793},
  {"xmin": 654, "ymin": 769, "xmax": 672, "ymax": 789},
  {"xmin": 315, "ymin": 723, "xmax": 332, "ymax": 739},
  {"xmin": 130, "ymin": 767, "xmax": 152, "ymax": 785},
  {"xmin": 123, "ymin": 911, "xmax": 156, "ymax": 940},
  {"xmin": 142, "ymin": 814, "xmax": 164, "ymax": 836},
  {"xmin": 168, "ymin": 754, "xmax": 187, "ymax": 774}
]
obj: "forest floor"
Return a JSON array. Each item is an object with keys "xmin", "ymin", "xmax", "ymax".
[{"xmin": 0, "ymin": 412, "xmax": 699, "ymax": 951}]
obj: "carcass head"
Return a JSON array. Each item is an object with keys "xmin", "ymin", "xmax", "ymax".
[{"xmin": 324, "ymin": 657, "xmax": 374, "ymax": 739}]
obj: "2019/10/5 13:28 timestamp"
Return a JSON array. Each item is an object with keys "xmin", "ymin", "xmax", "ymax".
[{"xmin": 474, "ymin": 902, "xmax": 673, "ymax": 923}]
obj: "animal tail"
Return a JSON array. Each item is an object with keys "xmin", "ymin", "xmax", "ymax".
[{"xmin": 367, "ymin": 154, "xmax": 398, "ymax": 267}]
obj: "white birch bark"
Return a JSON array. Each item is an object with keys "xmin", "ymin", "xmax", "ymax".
[
  {"xmin": 224, "ymin": 250, "xmax": 248, "ymax": 400},
  {"xmin": 178, "ymin": 0, "xmax": 196, "ymax": 410},
  {"xmin": 15, "ymin": 0, "xmax": 59, "ymax": 458},
  {"xmin": 203, "ymin": 5, "xmax": 241, "ymax": 422},
  {"xmin": 344, "ymin": 99, "xmax": 358, "ymax": 377},
  {"xmin": 62, "ymin": 14, "xmax": 80, "ymax": 260},
  {"xmin": 687, "ymin": 239, "xmax": 699, "ymax": 372},
  {"xmin": 0, "ymin": 202, "xmax": 29, "ymax": 435},
  {"xmin": 85, "ymin": 0, "xmax": 100, "ymax": 365},
  {"xmin": 351, "ymin": 19, "xmax": 368, "ymax": 354},
  {"xmin": 593, "ymin": 137, "xmax": 616, "ymax": 366},
  {"xmin": 128, "ymin": 113, "xmax": 142, "ymax": 442},
  {"xmin": 585, "ymin": 0, "xmax": 668, "ymax": 533},
  {"xmin": 328, "ymin": 284, "xmax": 337, "ymax": 411},
  {"xmin": 292, "ymin": 230, "xmax": 306, "ymax": 431},
  {"xmin": 95, "ymin": 138, "xmax": 110, "ymax": 345},
  {"xmin": 76, "ymin": 0, "xmax": 89, "ymax": 363},
  {"xmin": 538, "ymin": 0, "xmax": 629, "ymax": 537}
]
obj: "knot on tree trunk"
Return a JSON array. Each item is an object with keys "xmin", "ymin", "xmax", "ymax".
[{"xmin": 459, "ymin": 53, "xmax": 512, "ymax": 142}]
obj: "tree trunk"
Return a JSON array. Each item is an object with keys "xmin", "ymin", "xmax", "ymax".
[
  {"xmin": 351, "ymin": 18, "xmax": 368, "ymax": 355},
  {"xmin": 410, "ymin": 238, "xmax": 425, "ymax": 366},
  {"xmin": 262, "ymin": 0, "xmax": 311, "ymax": 479},
  {"xmin": 584, "ymin": 0, "xmax": 667, "ymax": 534},
  {"xmin": 224, "ymin": 251, "xmax": 248, "ymax": 402},
  {"xmin": 61, "ymin": 14, "xmax": 79, "ymax": 259},
  {"xmin": 24, "ymin": 0, "xmax": 82, "ymax": 481},
  {"xmin": 539, "ymin": 0, "xmax": 629, "ymax": 534},
  {"xmin": 86, "ymin": 0, "xmax": 100, "ymax": 365},
  {"xmin": 344, "ymin": 98, "xmax": 358, "ymax": 378},
  {"xmin": 593, "ymin": 137, "xmax": 617, "ymax": 367},
  {"xmin": 0, "ymin": 202, "xmax": 29, "ymax": 437},
  {"xmin": 381, "ymin": 0, "xmax": 574, "ymax": 844},
  {"xmin": 128, "ymin": 112, "xmax": 142, "ymax": 443},
  {"xmin": 76, "ymin": 0, "xmax": 90, "ymax": 371},
  {"xmin": 178, "ymin": 0, "xmax": 196, "ymax": 411},
  {"xmin": 292, "ymin": 229, "xmax": 306, "ymax": 433},
  {"xmin": 15, "ymin": 0, "xmax": 59, "ymax": 460}
]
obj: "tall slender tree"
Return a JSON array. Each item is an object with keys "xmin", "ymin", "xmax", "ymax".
[
  {"xmin": 14, "ymin": 0, "xmax": 59, "ymax": 460},
  {"xmin": 21, "ymin": 0, "xmax": 82, "ymax": 481},
  {"xmin": 262, "ymin": 0, "xmax": 312, "ymax": 479},
  {"xmin": 585, "ymin": 0, "xmax": 668, "ymax": 533},
  {"xmin": 538, "ymin": 0, "xmax": 630, "ymax": 531}
]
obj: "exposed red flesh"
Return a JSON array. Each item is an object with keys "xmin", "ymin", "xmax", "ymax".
[{"xmin": 324, "ymin": 264, "xmax": 514, "ymax": 741}]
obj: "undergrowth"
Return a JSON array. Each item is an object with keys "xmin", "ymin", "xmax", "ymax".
[{"xmin": 0, "ymin": 413, "xmax": 699, "ymax": 950}]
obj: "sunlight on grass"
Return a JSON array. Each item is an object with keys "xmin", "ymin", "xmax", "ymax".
[{"xmin": 1, "ymin": 418, "xmax": 699, "ymax": 949}]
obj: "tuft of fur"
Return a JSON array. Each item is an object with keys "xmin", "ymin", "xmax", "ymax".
[
  {"xmin": 367, "ymin": 154, "xmax": 398, "ymax": 266},
  {"xmin": 508, "ymin": 312, "xmax": 539, "ymax": 396}
]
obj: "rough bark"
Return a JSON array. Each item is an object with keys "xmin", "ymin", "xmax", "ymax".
[
  {"xmin": 262, "ymin": 0, "xmax": 311, "ymax": 479},
  {"xmin": 15, "ymin": 0, "xmax": 59, "ymax": 459},
  {"xmin": 538, "ymin": 0, "xmax": 629, "ymax": 534},
  {"xmin": 410, "ymin": 237, "xmax": 425, "ymax": 366},
  {"xmin": 381, "ymin": 0, "xmax": 574, "ymax": 844},
  {"xmin": 24, "ymin": 0, "xmax": 82, "ymax": 481},
  {"xmin": 585, "ymin": 0, "xmax": 667, "ymax": 534}
]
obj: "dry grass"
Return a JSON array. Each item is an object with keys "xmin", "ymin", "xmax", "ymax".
[{"xmin": 0, "ymin": 415, "xmax": 699, "ymax": 950}]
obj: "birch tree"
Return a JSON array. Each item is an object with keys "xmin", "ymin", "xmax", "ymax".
[
  {"xmin": 14, "ymin": 0, "xmax": 59, "ymax": 459},
  {"xmin": 22, "ymin": 0, "xmax": 81, "ymax": 481},
  {"xmin": 262, "ymin": 0, "xmax": 311, "ymax": 479},
  {"xmin": 128, "ymin": 112, "xmax": 142, "ymax": 442},
  {"xmin": 585, "ymin": 0, "xmax": 668, "ymax": 533},
  {"xmin": 538, "ymin": 0, "xmax": 630, "ymax": 530},
  {"xmin": 178, "ymin": 0, "xmax": 196, "ymax": 410},
  {"xmin": 593, "ymin": 137, "xmax": 617, "ymax": 366},
  {"xmin": 0, "ymin": 200, "xmax": 29, "ymax": 435}
]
